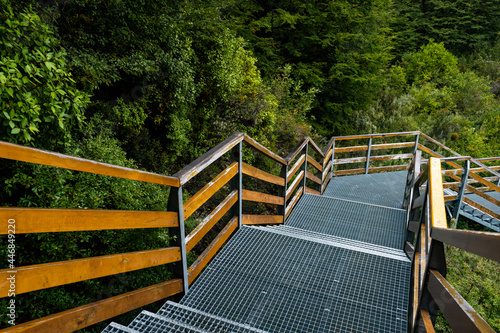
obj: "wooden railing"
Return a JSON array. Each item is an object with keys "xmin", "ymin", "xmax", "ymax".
[
  {"xmin": 1, "ymin": 130, "xmax": 498, "ymax": 332},
  {"xmin": 404, "ymin": 156, "xmax": 500, "ymax": 332},
  {"xmin": 0, "ymin": 132, "xmax": 335, "ymax": 332}
]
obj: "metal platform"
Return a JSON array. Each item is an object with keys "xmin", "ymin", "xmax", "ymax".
[{"xmin": 102, "ymin": 170, "xmax": 411, "ymax": 332}]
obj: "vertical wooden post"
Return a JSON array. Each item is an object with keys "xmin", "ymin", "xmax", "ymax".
[
  {"xmin": 167, "ymin": 186, "xmax": 188, "ymax": 294},
  {"xmin": 301, "ymin": 141, "xmax": 309, "ymax": 189},
  {"xmin": 278, "ymin": 164, "xmax": 288, "ymax": 222},
  {"xmin": 453, "ymin": 160, "xmax": 470, "ymax": 226},
  {"xmin": 365, "ymin": 137, "xmax": 372, "ymax": 174},
  {"xmin": 230, "ymin": 142, "xmax": 243, "ymax": 228}
]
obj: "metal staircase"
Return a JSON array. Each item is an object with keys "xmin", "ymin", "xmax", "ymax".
[{"xmin": 103, "ymin": 171, "xmax": 411, "ymax": 333}]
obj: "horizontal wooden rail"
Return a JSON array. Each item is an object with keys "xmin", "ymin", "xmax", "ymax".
[
  {"xmin": 242, "ymin": 215, "xmax": 283, "ymax": 225},
  {"xmin": 285, "ymin": 187, "xmax": 303, "ymax": 220},
  {"xmin": 307, "ymin": 138, "xmax": 325, "ymax": 158},
  {"xmin": 323, "ymin": 148, "xmax": 333, "ymax": 165},
  {"xmin": 0, "ymin": 142, "xmax": 180, "ymax": 187},
  {"xmin": 242, "ymin": 163, "xmax": 285, "ymax": 186},
  {"xmin": 286, "ymin": 154, "xmax": 305, "ymax": 182},
  {"xmin": 450, "ymin": 183, "xmax": 500, "ymax": 207},
  {"xmin": 286, "ymin": 171, "xmax": 304, "ymax": 200},
  {"xmin": 305, "ymin": 187, "xmax": 320, "ymax": 195},
  {"xmin": 321, "ymin": 174, "xmax": 331, "ymax": 194},
  {"xmin": 285, "ymin": 138, "xmax": 308, "ymax": 163},
  {"xmin": 187, "ymin": 217, "xmax": 238, "ymax": 285},
  {"xmin": 335, "ymin": 142, "xmax": 415, "ymax": 153},
  {"xmin": 333, "ymin": 164, "xmax": 408, "ymax": 176},
  {"xmin": 0, "ymin": 208, "xmax": 178, "ymax": 234},
  {"xmin": 183, "ymin": 162, "xmax": 238, "ymax": 220},
  {"xmin": 432, "ymin": 228, "xmax": 500, "ymax": 263},
  {"xmin": 242, "ymin": 189, "xmax": 284, "ymax": 205},
  {"xmin": 185, "ymin": 190, "xmax": 237, "ymax": 253},
  {"xmin": 332, "ymin": 131, "xmax": 420, "ymax": 141},
  {"xmin": 0, "ymin": 279, "xmax": 183, "ymax": 333},
  {"xmin": 463, "ymin": 197, "xmax": 500, "ymax": 221},
  {"xmin": 306, "ymin": 171, "xmax": 321, "ymax": 185},
  {"xmin": 334, "ymin": 153, "xmax": 413, "ymax": 165},
  {"xmin": 307, "ymin": 155, "xmax": 323, "ymax": 172},
  {"xmin": 0, "ymin": 247, "xmax": 180, "ymax": 297},
  {"xmin": 427, "ymin": 269, "xmax": 495, "ymax": 333},
  {"xmin": 243, "ymin": 134, "xmax": 287, "ymax": 165},
  {"xmin": 174, "ymin": 132, "xmax": 244, "ymax": 185},
  {"xmin": 322, "ymin": 161, "xmax": 332, "ymax": 182}
]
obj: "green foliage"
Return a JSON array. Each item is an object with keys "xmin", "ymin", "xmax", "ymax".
[{"xmin": 0, "ymin": 2, "xmax": 90, "ymax": 146}]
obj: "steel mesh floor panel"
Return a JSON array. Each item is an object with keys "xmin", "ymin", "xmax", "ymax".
[
  {"xmin": 181, "ymin": 227, "xmax": 410, "ymax": 333},
  {"xmin": 102, "ymin": 323, "xmax": 139, "ymax": 333},
  {"xmin": 465, "ymin": 192, "xmax": 500, "ymax": 217},
  {"xmin": 322, "ymin": 171, "xmax": 408, "ymax": 208},
  {"xmin": 127, "ymin": 311, "xmax": 205, "ymax": 332},
  {"xmin": 286, "ymin": 194, "xmax": 407, "ymax": 249}
]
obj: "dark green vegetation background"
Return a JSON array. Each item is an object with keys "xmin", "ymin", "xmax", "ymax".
[{"xmin": 0, "ymin": 0, "xmax": 499, "ymax": 331}]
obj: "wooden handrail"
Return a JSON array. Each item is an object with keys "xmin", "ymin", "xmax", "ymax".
[
  {"xmin": 285, "ymin": 138, "xmax": 308, "ymax": 163},
  {"xmin": 332, "ymin": 131, "xmax": 420, "ymax": 141},
  {"xmin": 243, "ymin": 134, "xmax": 287, "ymax": 165}
]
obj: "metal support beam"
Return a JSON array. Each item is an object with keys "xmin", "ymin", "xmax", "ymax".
[
  {"xmin": 301, "ymin": 142, "xmax": 308, "ymax": 189},
  {"xmin": 453, "ymin": 160, "xmax": 470, "ymax": 227},
  {"xmin": 167, "ymin": 186, "xmax": 189, "ymax": 295},
  {"xmin": 330, "ymin": 139, "xmax": 335, "ymax": 179},
  {"xmin": 365, "ymin": 137, "xmax": 372, "ymax": 174},
  {"xmin": 278, "ymin": 164, "xmax": 288, "ymax": 221},
  {"xmin": 412, "ymin": 133, "xmax": 420, "ymax": 156},
  {"xmin": 230, "ymin": 142, "xmax": 243, "ymax": 228}
]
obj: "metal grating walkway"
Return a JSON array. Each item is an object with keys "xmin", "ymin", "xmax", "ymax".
[{"xmin": 102, "ymin": 171, "xmax": 411, "ymax": 333}]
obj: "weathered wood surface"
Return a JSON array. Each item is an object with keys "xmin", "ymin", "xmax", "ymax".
[
  {"xmin": 183, "ymin": 162, "xmax": 238, "ymax": 220},
  {"xmin": 185, "ymin": 190, "xmax": 237, "ymax": 253},
  {"xmin": 420, "ymin": 310, "xmax": 435, "ymax": 333},
  {"xmin": 463, "ymin": 197, "xmax": 500, "ymax": 221},
  {"xmin": 322, "ymin": 137, "xmax": 335, "ymax": 156},
  {"xmin": 307, "ymin": 155, "xmax": 323, "ymax": 172},
  {"xmin": 242, "ymin": 163, "xmax": 285, "ymax": 186},
  {"xmin": 242, "ymin": 215, "xmax": 283, "ymax": 225},
  {"xmin": 0, "ymin": 142, "xmax": 180, "ymax": 187},
  {"xmin": 305, "ymin": 187, "xmax": 320, "ymax": 195},
  {"xmin": 322, "ymin": 161, "xmax": 332, "ymax": 181},
  {"xmin": 335, "ymin": 142, "xmax": 415, "ymax": 153},
  {"xmin": 285, "ymin": 138, "xmax": 308, "ymax": 163},
  {"xmin": 243, "ymin": 134, "xmax": 287, "ymax": 165},
  {"xmin": 432, "ymin": 228, "xmax": 500, "ymax": 263},
  {"xmin": 321, "ymin": 173, "xmax": 331, "ymax": 194},
  {"xmin": 242, "ymin": 189, "xmax": 284, "ymax": 205},
  {"xmin": 306, "ymin": 171, "xmax": 321, "ymax": 185},
  {"xmin": 427, "ymin": 269, "xmax": 495, "ymax": 333},
  {"xmin": 0, "ymin": 209, "xmax": 178, "ymax": 234},
  {"xmin": 285, "ymin": 186, "xmax": 303, "ymax": 219},
  {"xmin": 286, "ymin": 154, "xmax": 305, "ymax": 182},
  {"xmin": 333, "ymin": 131, "xmax": 420, "ymax": 141},
  {"xmin": 0, "ymin": 279, "xmax": 183, "ymax": 333},
  {"xmin": 429, "ymin": 158, "xmax": 447, "ymax": 229},
  {"xmin": 333, "ymin": 164, "xmax": 408, "ymax": 176},
  {"xmin": 174, "ymin": 132, "xmax": 244, "ymax": 185},
  {"xmin": 323, "ymin": 148, "xmax": 333, "ymax": 165},
  {"xmin": 334, "ymin": 153, "xmax": 413, "ymax": 165},
  {"xmin": 187, "ymin": 217, "xmax": 238, "ymax": 285},
  {"xmin": 307, "ymin": 138, "xmax": 325, "ymax": 158},
  {"xmin": 0, "ymin": 248, "xmax": 180, "ymax": 297},
  {"xmin": 286, "ymin": 170, "xmax": 304, "ymax": 200}
]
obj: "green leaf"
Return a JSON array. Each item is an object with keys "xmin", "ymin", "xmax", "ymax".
[
  {"xmin": 11, "ymin": 128, "xmax": 20, "ymax": 134},
  {"xmin": 45, "ymin": 61, "xmax": 56, "ymax": 71}
]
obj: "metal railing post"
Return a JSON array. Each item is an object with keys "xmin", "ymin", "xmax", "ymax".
[
  {"xmin": 279, "ymin": 164, "xmax": 288, "ymax": 221},
  {"xmin": 330, "ymin": 139, "xmax": 335, "ymax": 179},
  {"xmin": 413, "ymin": 133, "xmax": 420, "ymax": 156},
  {"xmin": 302, "ymin": 141, "xmax": 309, "ymax": 189},
  {"xmin": 365, "ymin": 137, "xmax": 372, "ymax": 174},
  {"xmin": 453, "ymin": 160, "xmax": 470, "ymax": 226},
  {"xmin": 230, "ymin": 142, "xmax": 243, "ymax": 228},
  {"xmin": 167, "ymin": 185, "xmax": 189, "ymax": 294}
]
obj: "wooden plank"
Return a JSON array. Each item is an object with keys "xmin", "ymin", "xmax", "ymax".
[
  {"xmin": 242, "ymin": 189, "xmax": 284, "ymax": 205},
  {"xmin": 307, "ymin": 155, "xmax": 323, "ymax": 172},
  {"xmin": 323, "ymin": 148, "xmax": 333, "ymax": 165},
  {"xmin": 0, "ymin": 279, "xmax": 183, "ymax": 333},
  {"xmin": 185, "ymin": 190, "xmax": 237, "ymax": 253},
  {"xmin": 308, "ymin": 138, "xmax": 325, "ymax": 158},
  {"xmin": 335, "ymin": 142, "xmax": 415, "ymax": 153},
  {"xmin": 187, "ymin": 217, "xmax": 238, "ymax": 285},
  {"xmin": 421, "ymin": 310, "xmax": 436, "ymax": 333},
  {"xmin": 322, "ymin": 161, "xmax": 332, "ymax": 182},
  {"xmin": 174, "ymin": 132, "xmax": 244, "ymax": 185},
  {"xmin": 286, "ymin": 171, "xmax": 304, "ymax": 200},
  {"xmin": 467, "ymin": 171, "xmax": 500, "ymax": 194},
  {"xmin": 420, "ymin": 132, "xmax": 463, "ymax": 157},
  {"xmin": 242, "ymin": 163, "xmax": 285, "ymax": 186},
  {"xmin": 183, "ymin": 162, "xmax": 238, "ymax": 220},
  {"xmin": 305, "ymin": 187, "xmax": 320, "ymax": 195},
  {"xmin": 306, "ymin": 171, "xmax": 321, "ymax": 185},
  {"xmin": 286, "ymin": 186, "xmax": 304, "ymax": 220},
  {"xmin": 0, "ymin": 208, "xmax": 178, "ymax": 234},
  {"xmin": 0, "ymin": 142, "xmax": 180, "ymax": 187},
  {"xmin": 333, "ymin": 131, "xmax": 420, "ymax": 141},
  {"xmin": 427, "ymin": 269, "xmax": 495, "ymax": 333},
  {"xmin": 0, "ymin": 247, "xmax": 180, "ymax": 297},
  {"xmin": 418, "ymin": 144, "xmax": 463, "ymax": 170},
  {"xmin": 323, "ymin": 137, "xmax": 335, "ymax": 156},
  {"xmin": 285, "ymin": 139, "xmax": 308, "ymax": 163},
  {"xmin": 462, "ymin": 184, "xmax": 500, "ymax": 207},
  {"xmin": 429, "ymin": 158, "xmax": 447, "ymax": 229},
  {"xmin": 444, "ymin": 195, "xmax": 457, "ymax": 202},
  {"xmin": 243, "ymin": 134, "xmax": 287, "ymax": 165},
  {"xmin": 242, "ymin": 215, "xmax": 284, "ymax": 225},
  {"xmin": 334, "ymin": 153, "xmax": 413, "ymax": 165},
  {"xmin": 463, "ymin": 197, "xmax": 500, "ymax": 221},
  {"xmin": 431, "ymin": 228, "xmax": 500, "ymax": 263},
  {"xmin": 321, "ymin": 173, "xmax": 331, "ymax": 194},
  {"xmin": 286, "ymin": 154, "xmax": 306, "ymax": 182},
  {"xmin": 333, "ymin": 164, "xmax": 408, "ymax": 176}
]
